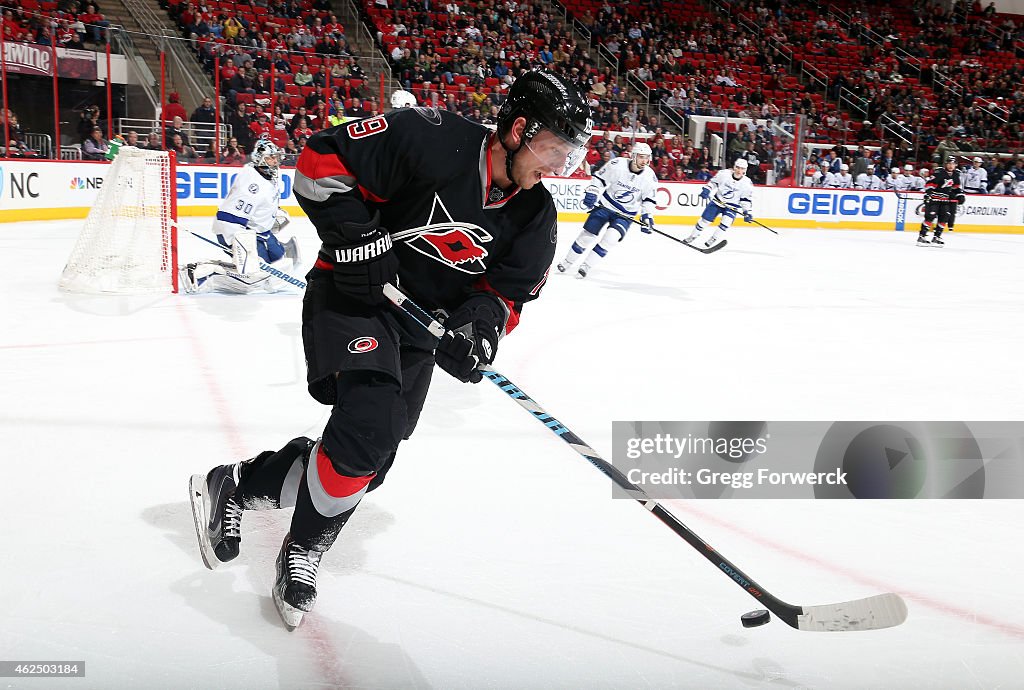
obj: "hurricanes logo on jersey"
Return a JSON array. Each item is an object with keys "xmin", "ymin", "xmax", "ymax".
[
  {"xmin": 347, "ymin": 337, "xmax": 378, "ymax": 353},
  {"xmin": 399, "ymin": 194, "xmax": 493, "ymax": 274}
]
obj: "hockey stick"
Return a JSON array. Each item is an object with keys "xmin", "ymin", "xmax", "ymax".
[
  {"xmin": 597, "ymin": 205, "xmax": 727, "ymax": 254},
  {"xmin": 383, "ymin": 282, "xmax": 908, "ymax": 633},
  {"xmin": 186, "ymin": 229, "xmax": 307, "ymax": 289},
  {"xmin": 716, "ymin": 201, "xmax": 779, "ymax": 235}
]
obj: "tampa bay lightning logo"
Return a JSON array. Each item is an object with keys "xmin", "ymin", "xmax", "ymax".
[{"xmin": 614, "ymin": 189, "xmax": 637, "ymax": 204}]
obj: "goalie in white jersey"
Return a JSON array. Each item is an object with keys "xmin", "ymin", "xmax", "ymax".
[
  {"xmin": 557, "ymin": 142, "xmax": 659, "ymax": 278},
  {"xmin": 685, "ymin": 158, "xmax": 754, "ymax": 249},
  {"xmin": 182, "ymin": 138, "xmax": 301, "ymax": 294}
]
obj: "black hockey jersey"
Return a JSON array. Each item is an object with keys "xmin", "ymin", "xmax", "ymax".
[
  {"xmin": 294, "ymin": 108, "xmax": 558, "ymax": 333},
  {"xmin": 925, "ymin": 168, "xmax": 963, "ymax": 202}
]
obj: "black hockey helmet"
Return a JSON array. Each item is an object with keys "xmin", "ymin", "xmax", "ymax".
[{"xmin": 497, "ymin": 70, "xmax": 592, "ymax": 178}]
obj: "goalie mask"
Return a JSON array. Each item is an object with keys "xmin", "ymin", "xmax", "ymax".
[
  {"xmin": 630, "ymin": 142, "xmax": 652, "ymax": 171},
  {"xmin": 497, "ymin": 70, "xmax": 592, "ymax": 181},
  {"xmin": 391, "ymin": 89, "xmax": 417, "ymax": 109},
  {"xmin": 251, "ymin": 137, "xmax": 282, "ymax": 176}
]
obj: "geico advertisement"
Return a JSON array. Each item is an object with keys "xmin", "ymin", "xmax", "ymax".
[{"xmin": 544, "ymin": 178, "xmax": 1024, "ymax": 231}]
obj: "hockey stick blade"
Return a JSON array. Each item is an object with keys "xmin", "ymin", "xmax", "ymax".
[
  {"xmin": 382, "ymin": 283, "xmax": 907, "ymax": 632},
  {"xmin": 186, "ymin": 229, "xmax": 307, "ymax": 289},
  {"xmin": 680, "ymin": 236, "xmax": 727, "ymax": 253},
  {"xmin": 795, "ymin": 593, "xmax": 908, "ymax": 632}
]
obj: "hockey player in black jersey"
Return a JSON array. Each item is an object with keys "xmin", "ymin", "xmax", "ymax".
[
  {"xmin": 918, "ymin": 158, "xmax": 963, "ymax": 246},
  {"xmin": 188, "ymin": 70, "xmax": 592, "ymax": 628}
]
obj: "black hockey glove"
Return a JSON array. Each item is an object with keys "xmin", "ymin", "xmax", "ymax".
[
  {"xmin": 327, "ymin": 212, "xmax": 399, "ymax": 307},
  {"xmin": 435, "ymin": 293, "xmax": 507, "ymax": 384},
  {"xmin": 954, "ymin": 191, "xmax": 965, "ymax": 205}
]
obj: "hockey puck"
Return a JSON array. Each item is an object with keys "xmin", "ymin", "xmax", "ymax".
[{"xmin": 741, "ymin": 610, "xmax": 771, "ymax": 628}]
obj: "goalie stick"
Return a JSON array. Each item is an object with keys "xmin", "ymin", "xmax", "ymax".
[
  {"xmin": 383, "ymin": 282, "xmax": 909, "ymax": 633},
  {"xmin": 597, "ymin": 206, "xmax": 728, "ymax": 254},
  {"xmin": 186, "ymin": 229, "xmax": 307, "ymax": 289}
]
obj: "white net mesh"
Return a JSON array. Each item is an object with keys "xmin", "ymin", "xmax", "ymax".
[{"xmin": 59, "ymin": 147, "xmax": 176, "ymax": 294}]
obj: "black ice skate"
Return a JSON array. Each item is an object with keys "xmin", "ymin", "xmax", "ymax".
[
  {"xmin": 931, "ymin": 235, "xmax": 944, "ymax": 246},
  {"xmin": 273, "ymin": 533, "xmax": 323, "ymax": 629},
  {"xmin": 916, "ymin": 234, "xmax": 931, "ymax": 246},
  {"xmin": 577, "ymin": 262, "xmax": 590, "ymax": 278},
  {"xmin": 189, "ymin": 464, "xmax": 243, "ymax": 569},
  {"xmin": 556, "ymin": 262, "xmax": 569, "ymax": 273}
]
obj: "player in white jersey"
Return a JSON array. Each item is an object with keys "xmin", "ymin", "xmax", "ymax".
[
  {"xmin": 855, "ymin": 164, "xmax": 884, "ymax": 190},
  {"xmin": 886, "ymin": 167, "xmax": 911, "ymax": 192},
  {"xmin": 992, "ymin": 174, "xmax": 1023, "ymax": 195},
  {"xmin": 182, "ymin": 138, "xmax": 300, "ymax": 294},
  {"xmin": 684, "ymin": 158, "xmax": 754, "ymax": 249},
  {"xmin": 962, "ymin": 157, "xmax": 988, "ymax": 194},
  {"xmin": 557, "ymin": 142, "xmax": 659, "ymax": 278},
  {"xmin": 825, "ymin": 163, "xmax": 853, "ymax": 188},
  {"xmin": 907, "ymin": 168, "xmax": 929, "ymax": 192}
]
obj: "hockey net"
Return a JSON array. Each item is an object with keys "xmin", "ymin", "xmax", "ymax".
[{"xmin": 59, "ymin": 147, "xmax": 178, "ymax": 294}]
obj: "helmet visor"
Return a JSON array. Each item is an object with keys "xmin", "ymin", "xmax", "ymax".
[{"xmin": 524, "ymin": 130, "xmax": 588, "ymax": 177}]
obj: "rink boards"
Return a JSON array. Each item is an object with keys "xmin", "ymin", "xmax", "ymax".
[{"xmin": 0, "ymin": 160, "xmax": 1020, "ymax": 233}]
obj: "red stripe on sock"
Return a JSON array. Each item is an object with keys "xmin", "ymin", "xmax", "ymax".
[{"xmin": 316, "ymin": 445, "xmax": 375, "ymax": 498}]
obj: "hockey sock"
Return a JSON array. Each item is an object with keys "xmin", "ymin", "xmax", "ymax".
[
  {"xmin": 564, "ymin": 231, "xmax": 599, "ymax": 265},
  {"xmin": 237, "ymin": 436, "xmax": 314, "ymax": 510},
  {"xmin": 289, "ymin": 442, "xmax": 374, "ymax": 552},
  {"xmin": 688, "ymin": 220, "xmax": 709, "ymax": 241}
]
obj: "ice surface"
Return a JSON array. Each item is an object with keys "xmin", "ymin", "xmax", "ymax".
[{"xmin": 1, "ymin": 219, "xmax": 1022, "ymax": 689}]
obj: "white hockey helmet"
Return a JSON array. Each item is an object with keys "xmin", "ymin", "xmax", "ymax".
[
  {"xmin": 1003, "ymin": 174, "xmax": 1013, "ymax": 181},
  {"xmin": 631, "ymin": 141, "xmax": 652, "ymax": 168},
  {"xmin": 973, "ymin": 156, "xmax": 983, "ymax": 163},
  {"xmin": 904, "ymin": 163, "xmax": 915, "ymax": 171},
  {"xmin": 840, "ymin": 163, "xmax": 849, "ymax": 171},
  {"xmin": 251, "ymin": 136, "xmax": 282, "ymax": 169},
  {"xmin": 391, "ymin": 89, "xmax": 417, "ymax": 108},
  {"xmin": 891, "ymin": 167, "xmax": 900, "ymax": 175},
  {"xmin": 919, "ymin": 168, "xmax": 930, "ymax": 176},
  {"xmin": 866, "ymin": 163, "xmax": 875, "ymax": 170}
]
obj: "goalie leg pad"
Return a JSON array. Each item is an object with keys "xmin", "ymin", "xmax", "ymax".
[
  {"xmin": 204, "ymin": 271, "xmax": 273, "ymax": 294},
  {"xmin": 231, "ymin": 230, "xmax": 261, "ymax": 275}
]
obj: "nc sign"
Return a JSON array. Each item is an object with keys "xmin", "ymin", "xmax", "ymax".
[
  {"xmin": 175, "ymin": 170, "xmax": 294, "ymax": 200},
  {"xmin": 788, "ymin": 193, "xmax": 884, "ymax": 216}
]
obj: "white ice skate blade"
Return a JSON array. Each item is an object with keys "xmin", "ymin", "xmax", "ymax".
[
  {"xmin": 273, "ymin": 587, "xmax": 304, "ymax": 630},
  {"xmin": 189, "ymin": 474, "xmax": 221, "ymax": 571}
]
